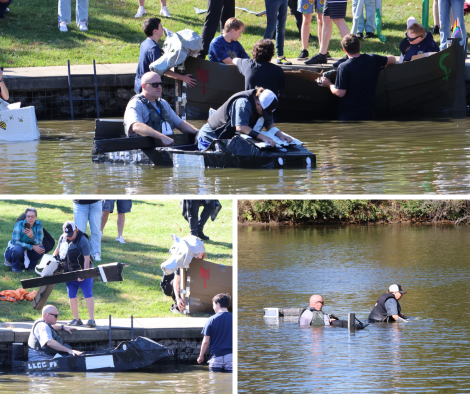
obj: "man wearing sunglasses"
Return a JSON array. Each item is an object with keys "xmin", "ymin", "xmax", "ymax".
[
  {"xmin": 28, "ymin": 305, "xmax": 83, "ymax": 361},
  {"xmin": 399, "ymin": 22, "xmax": 439, "ymax": 63},
  {"xmin": 124, "ymin": 71, "xmax": 199, "ymax": 146},
  {"xmin": 299, "ymin": 295, "xmax": 340, "ymax": 326}
]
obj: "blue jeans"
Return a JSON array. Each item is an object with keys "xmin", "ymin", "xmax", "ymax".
[
  {"xmin": 438, "ymin": 0, "xmax": 467, "ymax": 50},
  {"xmin": 264, "ymin": 0, "xmax": 288, "ymax": 57},
  {"xmin": 4, "ymin": 245, "xmax": 42, "ymax": 272},
  {"xmin": 0, "ymin": 0, "xmax": 12, "ymax": 19},
  {"xmin": 58, "ymin": 0, "xmax": 89, "ymax": 24},
  {"xmin": 352, "ymin": 0, "xmax": 376, "ymax": 34},
  {"xmin": 73, "ymin": 201, "xmax": 101, "ymax": 256}
]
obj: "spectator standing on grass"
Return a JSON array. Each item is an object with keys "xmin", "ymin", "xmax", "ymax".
[
  {"xmin": 135, "ymin": 0, "xmax": 171, "ymax": 18},
  {"xmin": 197, "ymin": 293, "xmax": 232, "ymax": 372},
  {"xmin": 352, "ymin": 0, "xmax": 376, "ymax": 39},
  {"xmin": 0, "ymin": 0, "xmax": 12, "ymax": 21},
  {"xmin": 135, "ymin": 18, "xmax": 196, "ymax": 94},
  {"xmin": 264, "ymin": 0, "xmax": 293, "ymax": 65},
  {"xmin": 431, "ymin": 0, "xmax": 440, "ymax": 34},
  {"xmin": 296, "ymin": 0, "xmax": 324, "ymax": 60},
  {"xmin": 438, "ymin": 0, "xmax": 467, "ymax": 51},
  {"xmin": 197, "ymin": 0, "xmax": 235, "ymax": 60},
  {"xmin": 73, "ymin": 200, "xmax": 102, "ymax": 261},
  {"xmin": 101, "ymin": 200, "xmax": 132, "ymax": 244},
  {"xmin": 58, "ymin": 0, "xmax": 89, "ymax": 32}
]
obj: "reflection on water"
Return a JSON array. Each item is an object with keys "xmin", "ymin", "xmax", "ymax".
[
  {"xmin": 238, "ymin": 225, "xmax": 470, "ymax": 393},
  {"xmin": 0, "ymin": 118, "xmax": 468, "ymax": 194},
  {"xmin": 0, "ymin": 363, "xmax": 232, "ymax": 394}
]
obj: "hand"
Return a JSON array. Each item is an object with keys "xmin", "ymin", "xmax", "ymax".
[
  {"xmin": 160, "ymin": 135, "xmax": 175, "ymax": 147},
  {"xmin": 69, "ymin": 349, "xmax": 83, "ymax": 356},
  {"xmin": 32, "ymin": 245, "xmax": 46, "ymax": 254},
  {"xmin": 278, "ymin": 132, "xmax": 293, "ymax": 143},
  {"xmin": 320, "ymin": 77, "xmax": 332, "ymax": 87},
  {"xmin": 64, "ymin": 326, "xmax": 77, "ymax": 334},
  {"xmin": 177, "ymin": 298, "xmax": 185, "ymax": 311},
  {"xmin": 77, "ymin": 278, "xmax": 84, "ymax": 282},
  {"xmin": 258, "ymin": 134, "xmax": 277, "ymax": 148},
  {"xmin": 180, "ymin": 74, "xmax": 197, "ymax": 88},
  {"xmin": 24, "ymin": 228, "xmax": 33, "ymax": 239},
  {"xmin": 197, "ymin": 355, "xmax": 204, "ymax": 364}
]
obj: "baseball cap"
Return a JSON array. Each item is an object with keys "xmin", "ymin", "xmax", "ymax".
[
  {"xmin": 259, "ymin": 89, "xmax": 278, "ymax": 124},
  {"xmin": 389, "ymin": 284, "xmax": 406, "ymax": 294},
  {"xmin": 63, "ymin": 221, "xmax": 77, "ymax": 237}
]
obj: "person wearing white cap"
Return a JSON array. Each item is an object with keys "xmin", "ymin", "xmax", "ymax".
[
  {"xmin": 368, "ymin": 284, "xmax": 408, "ymax": 323},
  {"xmin": 196, "ymin": 87, "xmax": 293, "ymax": 150},
  {"xmin": 52, "ymin": 221, "xmax": 96, "ymax": 328}
]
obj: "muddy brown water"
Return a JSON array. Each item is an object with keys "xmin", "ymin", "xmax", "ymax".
[
  {"xmin": 238, "ymin": 224, "xmax": 470, "ymax": 393},
  {"xmin": 0, "ymin": 117, "xmax": 469, "ymax": 194}
]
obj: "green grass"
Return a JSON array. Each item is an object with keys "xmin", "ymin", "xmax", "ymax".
[
  {"xmin": 0, "ymin": 199, "xmax": 232, "ymax": 322},
  {"xmin": 0, "ymin": 0, "xmax": 468, "ymax": 67}
]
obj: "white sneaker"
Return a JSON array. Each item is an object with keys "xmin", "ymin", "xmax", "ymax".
[
  {"xmin": 160, "ymin": 6, "xmax": 171, "ymax": 17},
  {"xmin": 78, "ymin": 22, "xmax": 88, "ymax": 31},
  {"xmin": 59, "ymin": 21, "xmax": 68, "ymax": 32},
  {"xmin": 116, "ymin": 236, "xmax": 126, "ymax": 244},
  {"xmin": 135, "ymin": 6, "xmax": 146, "ymax": 18},
  {"xmin": 93, "ymin": 253, "xmax": 102, "ymax": 262}
]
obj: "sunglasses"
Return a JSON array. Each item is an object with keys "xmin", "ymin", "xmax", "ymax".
[
  {"xmin": 49, "ymin": 313, "xmax": 59, "ymax": 318},
  {"xmin": 316, "ymin": 301, "xmax": 325, "ymax": 305},
  {"xmin": 146, "ymin": 82, "xmax": 163, "ymax": 88},
  {"xmin": 406, "ymin": 34, "xmax": 423, "ymax": 42}
]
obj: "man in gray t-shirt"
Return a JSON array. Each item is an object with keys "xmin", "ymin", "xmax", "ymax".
[{"xmin": 124, "ymin": 71, "xmax": 199, "ymax": 147}]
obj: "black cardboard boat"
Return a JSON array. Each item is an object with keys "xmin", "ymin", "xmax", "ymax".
[
  {"xmin": 14, "ymin": 336, "xmax": 172, "ymax": 373},
  {"xmin": 91, "ymin": 119, "xmax": 316, "ymax": 169}
]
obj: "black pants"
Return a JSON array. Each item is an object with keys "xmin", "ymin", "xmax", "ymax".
[
  {"xmin": 287, "ymin": 0, "xmax": 302, "ymax": 37},
  {"xmin": 199, "ymin": 0, "xmax": 235, "ymax": 58},
  {"xmin": 183, "ymin": 200, "xmax": 216, "ymax": 236}
]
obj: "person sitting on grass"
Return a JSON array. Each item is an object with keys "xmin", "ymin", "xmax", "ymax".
[
  {"xmin": 208, "ymin": 17, "xmax": 250, "ymax": 64},
  {"xmin": 197, "ymin": 293, "xmax": 232, "ymax": 372},
  {"xmin": 399, "ymin": 21, "xmax": 439, "ymax": 63}
]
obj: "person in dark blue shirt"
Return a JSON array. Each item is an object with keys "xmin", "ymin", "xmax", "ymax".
[
  {"xmin": 135, "ymin": 18, "xmax": 196, "ymax": 94},
  {"xmin": 399, "ymin": 22, "xmax": 439, "ymax": 63},
  {"xmin": 320, "ymin": 34, "xmax": 396, "ymax": 121},
  {"xmin": 208, "ymin": 17, "xmax": 250, "ymax": 64},
  {"xmin": 197, "ymin": 293, "xmax": 232, "ymax": 372}
]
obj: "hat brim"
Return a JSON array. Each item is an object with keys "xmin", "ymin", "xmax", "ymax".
[{"xmin": 262, "ymin": 108, "xmax": 274, "ymax": 125}]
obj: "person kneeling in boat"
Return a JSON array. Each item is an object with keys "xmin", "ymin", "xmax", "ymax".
[
  {"xmin": 299, "ymin": 294, "xmax": 344, "ymax": 327},
  {"xmin": 124, "ymin": 71, "xmax": 199, "ymax": 147},
  {"xmin": 28, "ymin": 305, "xmax": 83, "ymax": 361},
  {"xmin": 368, "ymin": 284, "xmax": 408, "ymax": 323},
  {"xmin": 197, "ymin": 87, "xmax": 292, "ymax": 150},
  {"xmin": 319, "ymin": 34, "xmax": 396, "ymax": 121}
]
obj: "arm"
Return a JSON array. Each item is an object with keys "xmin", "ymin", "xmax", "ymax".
[
  {"xmin": 266, "ymin": 123, "xmax": 293, "ymax": 143},
  {"xmin": 77, "ymin": 255, "xmax": 91, "ymax": 282},
  {"xmin": 12, "ymin": 222, "xmax": 34, "ymax": 250},
  {"xmin": 385, "ymin": 56, "xmax": 396, "ymax": 66},
  {"xmin": 173, "ymin": 272, "xmax": 185, "ymax": 311},
  {"xmin": 32, "ymin": 223, "xmax": 44, "ymax": 245},
  {"xmin": 45, "ymin": 339, "xmax": 83, "ymax": 356},
  {"xmin": 222, "ymin": 57, "xmax": 234, "ymax": 65},
  {"xmin": 130, "ymin": 122, "xmax": 175, "ymax": 146},
  {"xmin": 197, "ymin": 335, "xmax": 210, "ymax": 363},
  {"xmin": 236, "ymin": 125, "xmax": 277, "ymax": 147},
  {"xmin": 320, "ymin": 77, "xmax": 347, "ymax": 97},
  {"xmin": 163, "ymin": 70, "xmax": 197, "ymax": 88},
  {"xmin": 175, "ymin": 120, "xmax": 199, "ymax": 135},
  {"xmin": 0, "ymin": 69, "xmax": 9, "ymax": 101}
]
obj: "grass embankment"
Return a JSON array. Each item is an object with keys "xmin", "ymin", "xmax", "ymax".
[
  {"xmin": 0, "ymin": 199, "xmax": 232, "ymax": 322},
  {"xmin": 238, "ymin": 200, "xmax": 470, "ymax": 224},
  {"xmin": 0, "ymin": 0, "xmax": 468, "ymax": 67}
]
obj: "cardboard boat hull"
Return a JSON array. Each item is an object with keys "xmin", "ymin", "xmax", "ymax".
[{"xmin": 0, "ymin": 106, "xmax": 40, "ymax": 141}]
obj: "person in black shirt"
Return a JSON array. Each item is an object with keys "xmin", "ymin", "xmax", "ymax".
[
  {"xmin": 234, "ymin": 39, "xmax": 285, "ymax": 97},
  {"xmin": 320, "ymin": 34, "xmax": 396, "ymax": 121}
]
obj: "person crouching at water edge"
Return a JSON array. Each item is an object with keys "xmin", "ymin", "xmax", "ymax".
[
  {"xmin": 124, "ymin": 71, "xmax": 199, "ymax": 146},
  {"xmin": 368, "ymin": 284, "xmax": 408, "ymax": 323},
  {"xmin": 196, "ymin": 88, "xmax": 293, "ymax": 150},
  {"xmin": 28, "ymin": 305, "xmax": 83, "ymax": 361},
  {"xmin": 299, "ymin": 294, "xmax": 344, "ymax": 326}
]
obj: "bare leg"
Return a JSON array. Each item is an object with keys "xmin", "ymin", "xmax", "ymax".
[
  {"xmin": 333, "ymin": 18, "xmax": 349, "ymax": 38},
  {"xmin": 319, "ymin": 15, "xmax": 332, "ymax": 54},
  {"xmin": 69, "ymin": 298, "xmax": 80, "ymax": 320},
  {"xmin": 316, "ymin": 13, "xmax": 323, "ymax": 48},
  {"xmin": 85, "ymin": 297, "xmax": 95, "ymax": 320},
  {"xmin": 138, "ymin": 0, "xmax": 145, "ymax": 6},
  {"xmin": 301, "ymin": 14, "xmax": 312, "ymax": 50},
  {"xmin": 117, "ymin": 213, "xmax": 125, "ymax": 238},
  {"xmin": 101, "ymin": 211, "xmax": 110, "ymax": 232},
  {"xmin": 160, "ymin": 0, "xmax": 166, "ymax": 7},
  {"xmin": 433, "ymin": 0, "xmax": 439, "ymax": 27}
]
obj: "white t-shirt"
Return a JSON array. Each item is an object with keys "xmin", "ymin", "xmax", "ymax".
[{"xmin": 28, "ymin": 321, "xmax": 56, "ymax": 361}]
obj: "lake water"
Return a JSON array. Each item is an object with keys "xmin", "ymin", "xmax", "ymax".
[
  {"xmin": 0, "ymin": 363, "xmax": 232, "ymax": 393},
  {"xmin": 238, "ymin": 224, "xmax": 470, "ymax": 393},
  {"xmin": 0, "ymin": 117, "xmax": 469, "ymax": 194}
]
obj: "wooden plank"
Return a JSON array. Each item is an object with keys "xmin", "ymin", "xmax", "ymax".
[{"xmin": 32, "ymin": 284, "xmax": 56, "ymax": 310}]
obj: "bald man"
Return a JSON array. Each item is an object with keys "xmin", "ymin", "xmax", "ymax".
[
  {"xmin": 124, "ymin": 71, "xmax": 199, "ymax": 147},
  {"xmin": 299, "ymin": 295, "xmax": 338, "ymax": 326},
  {"xmin": 27, "ymin": 305, "xmax": 83, "ymax": 361}
]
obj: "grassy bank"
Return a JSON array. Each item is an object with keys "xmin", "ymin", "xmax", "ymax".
[
  {"xmin": 0, "ymin": 0, "xmax": 468, "ymax": 67},
  {"xmin": 238, "ymin": 200, "xmax": 470, "ymax": 224},
  {"xmin": 0, "ymin": 199, "xmax": 232, "ymax": 322}
]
